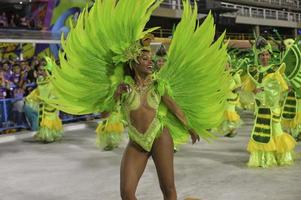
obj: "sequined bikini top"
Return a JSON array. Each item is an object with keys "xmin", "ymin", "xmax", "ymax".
[{"xmin": 124, "ymin": 83, "xmax": 161, "ymax": 111}]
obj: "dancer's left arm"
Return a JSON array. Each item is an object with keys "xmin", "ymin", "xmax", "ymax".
[{"xmin": 162, "ymin": 95, "xmax": 200, "ymax": 144}]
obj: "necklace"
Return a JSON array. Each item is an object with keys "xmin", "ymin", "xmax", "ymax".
[
  {"xmin": 134, "ymin": 76, "xmax": 153, "ymax": 93},
  {"xmin": 134, "ymin": 82, "xmax": 152, "ymax": 93}
]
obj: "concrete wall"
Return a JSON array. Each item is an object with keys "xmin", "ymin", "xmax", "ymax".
[
  {"xmin": 153, "ymin": 7, "xmax": 182, "ymax": 18},
  {"xmin": 152, "ymin": 7, "xmax": 207, "ymax": 19},
  {"xmin": 236, "ymin": 15, "xmax": 301, "ymax": 28},
  {"xmin": 222, "ymin": 0, "xmax": 301, "ymax": 11}
]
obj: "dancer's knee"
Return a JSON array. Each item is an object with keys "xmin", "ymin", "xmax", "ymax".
[{"xmin": 120, "ymin": 185, "xmax": 137, "ymax": 200}]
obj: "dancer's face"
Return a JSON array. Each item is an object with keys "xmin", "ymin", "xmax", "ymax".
[
  {"xmin": 259, "ymin": 51, "xmax": 271, "ymax": 66},
  {"xmin": 3, "ymin": 63, "xmax": 9, "ymax": 71},
  {"xmin": 37, "ymin": 66, "xmax": 47, "ymax": 77},
  {"xmin": 134, "ymin": 51, "xmax": 153, "ymax": 75},
  {"xmin": 156, "ymin": 57, "xmax": 166, "ymax": 69},
  {"xmin": 13, "ymin": 65, "xmax": 21, "ymax": 74}
]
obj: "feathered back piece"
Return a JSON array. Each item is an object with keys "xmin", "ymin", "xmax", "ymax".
[
  {"xmin": 157, "ymin": 1, "xmax": 230, "ymax": 140},
  {"xmin": 49, "ymin": 0, "xmax": 162, "ymax": 114}
]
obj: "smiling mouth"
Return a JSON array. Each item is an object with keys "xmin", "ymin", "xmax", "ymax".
[{"xmin": 146, "ymin": 66, "xmax": 153, "ymax": 70}]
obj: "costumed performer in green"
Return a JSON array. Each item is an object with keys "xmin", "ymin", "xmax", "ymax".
[
  {"xmin": 47, "ymin": 0, "xmax": 229, "ymax": 199},
  {"xmin": 243, "ymin": 37, "xmax": 296, "ymax": 168}
]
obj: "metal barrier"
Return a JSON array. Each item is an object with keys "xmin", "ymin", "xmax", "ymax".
[
  {"xmin": 59, "ymin": 112, "xmax": 100, "ymax": 123},
  {"xmin": 239, "ymin": 0, "xmax": 300, "ymax": 9},
  {"xmin": 0, "ymin": 98, "xmax": 100, "ymax": 132},
  {"xmin": 221, "ymin": 1, "xmax": 301, "ymax": 22},
  {"xmin": 0, "ymin": 97, "xmax": 27, "ymax": 131}
]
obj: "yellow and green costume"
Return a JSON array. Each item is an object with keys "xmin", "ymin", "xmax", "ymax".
[
  {"xmin": 280, "ymin": 38, "xmax": 301, "ymax": 141},
  {"xmin": 96, "ymin": 109, "xmax": 124, "ymax": 150},
  {"xmin": 282, "ymin": 90, "xmax": 301, "ymax": 140},
  {"xmin": 24, "ymin": 89, "xmax": 40, "ymax": 131},
  {"xmin": 220, "ymin": 70, "xmax": 242, "ymax": 136},
  {"xmin": 34, "ymin": 77, "xmax": 63, "ymax": 143},
  {"xmin": 245, "ymin": 63, "xmax": 296, "ymax": 167}
]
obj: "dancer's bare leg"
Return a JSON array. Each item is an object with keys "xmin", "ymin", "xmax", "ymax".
[
  {"xmin": 120, "ymin": 141, "xmax": 150, "ymax": 200},
  {"xmin": 152, "ymin": 128, "xmax": 177, "ymax": 200}
]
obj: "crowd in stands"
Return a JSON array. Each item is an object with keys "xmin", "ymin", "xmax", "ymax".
[
  {"xmin": 0, "ymin": 55, "xmax": 45, "ymax": 99},
  {"xmin": 0, "ymin": 55, "xmax": 47, "ymax": 133},
  {"xmin": 0, "ymin": 12, "xmax": 43, "ymax": 30},
  {"xmin": 0, "ymin": 54, "xmax": 99, "ymax": 134}
]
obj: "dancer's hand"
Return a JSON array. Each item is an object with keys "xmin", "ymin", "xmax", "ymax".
[
  {"xmin": 254, "ymin": 87, "xmax": 264, "ymax": 94},
  {"xmin": 188, "ymin": 128, "xmax": 200, "ymax": 144},
  {"xmin": 115, "ymin": 83, "xmax": 130, "ymax": 99},
  {"xmin": 101, "ymin": 111, "xmax": 110, "ymax": 119},
  {"xmin": 233, "ymin": 86, "xmax": 242, "ymax": 93}
]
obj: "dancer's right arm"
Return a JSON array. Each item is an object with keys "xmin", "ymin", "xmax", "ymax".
[{"xmin": 114, "ymin": 83, "xmax": 130, "ymax": 101}]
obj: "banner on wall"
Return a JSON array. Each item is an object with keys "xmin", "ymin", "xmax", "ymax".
[
  {"xmin": 51, "ymin": 0, "xmax": 89, "ymax": 24},
  {"xmin": 48, "ymin": 0, "xmax": 93, "ymax": 59},
  {"xmin": 0, "ymin": 43, "xmax": 17, "ymax": 51},
  {"xmin": 0, "ymin": 43, "xmax": 35, "ymax": 59}
]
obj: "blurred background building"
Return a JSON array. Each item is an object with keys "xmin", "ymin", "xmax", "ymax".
[{"xmin": 151, "ymin": 0, "xmax": 301, "ymax": 39}]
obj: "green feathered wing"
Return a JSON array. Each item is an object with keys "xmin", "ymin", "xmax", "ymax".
[
  {"xmin": 282, "ymin": 41, "xmax": 301, "ymax": 96},
  {"xmin": 48, "ymin": 0, "xmax": 161, "ymax": 114},
  {"xmin": 157, "ymin": 1, "xmax": 230, "ymax": 143}
]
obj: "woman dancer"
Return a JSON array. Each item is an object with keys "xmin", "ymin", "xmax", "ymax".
[
  {"xmin": 48, "ymin": 0, "xmax": 229, "ymax": 198},
  {"xmin": 244, "ymin": 37, "xmax": 296, "ymax": 167}
]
